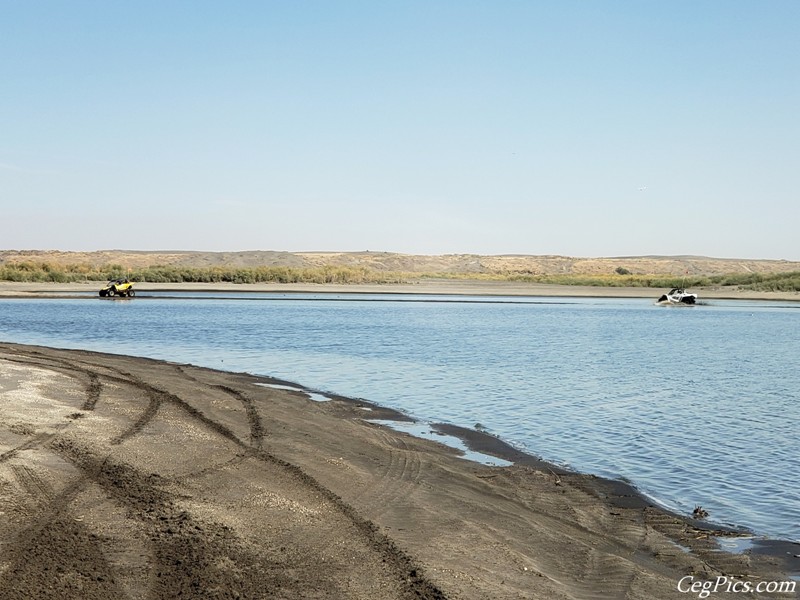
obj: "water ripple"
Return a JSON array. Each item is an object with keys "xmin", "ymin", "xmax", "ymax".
[{"xmin": 0, "ymin": 295, "xmax": 797, "ymax": 541}]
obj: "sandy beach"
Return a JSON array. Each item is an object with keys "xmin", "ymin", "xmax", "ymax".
[
  {"xmin": 0, "ymin": 343, "xmax": 797, "ymax": 599},
  {"xmin": 1, "ymin": 279, "xmax": 799, "ymax": 301}
]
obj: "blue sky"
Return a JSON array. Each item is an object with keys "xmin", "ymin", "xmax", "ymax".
[{"xmin": 2, "ymin": 1, "xmax": 798, "ymax": 259}]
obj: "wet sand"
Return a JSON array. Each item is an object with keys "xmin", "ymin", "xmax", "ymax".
[
  {"xmin": 0, "ymin": 343, "xmax": 797, "ymax": 599},
  {"xmin": 1, "ymin": 279, "xmax": 799, "ymax": 301}
]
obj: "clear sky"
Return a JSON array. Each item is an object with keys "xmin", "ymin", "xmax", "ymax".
[{"xmin": 1, "ymin": 1, "xmax": 798, "ymax": 259}]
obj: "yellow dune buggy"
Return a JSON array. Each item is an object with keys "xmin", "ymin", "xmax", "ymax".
[{"xmin": 99, "ymin": 278, "xmax": 135, "ymax": 297}]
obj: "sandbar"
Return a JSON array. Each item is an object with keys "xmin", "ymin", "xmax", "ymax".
[{"xmin": 1, "ymin": 280, "xmax": 799, "ymax": 301}]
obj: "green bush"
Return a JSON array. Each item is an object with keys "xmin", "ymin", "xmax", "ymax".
[{"xmin": 1, "ymin": 261, "xmax": 799, "ymax": 291}]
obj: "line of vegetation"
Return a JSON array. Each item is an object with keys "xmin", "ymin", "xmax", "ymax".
[
  {"xmin": 0, "ymin": 262, "xmax": 408, "ymax": 284},
  {"xmin": 420, "ymin": 271, "xmax": 800, "ymax": 291},
  {"xmin": 1, "ymin": 262, "xmax": 799, "ymax": 291}
]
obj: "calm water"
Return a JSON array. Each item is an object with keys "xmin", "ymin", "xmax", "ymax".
[{"xmin": 1, "ymin": 293, "xmax": 798, "ymax": 541}]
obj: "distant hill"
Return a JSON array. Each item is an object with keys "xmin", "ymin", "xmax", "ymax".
[{"xmin": 1, "ymin": 249, "xmax": 798, "ymax": 277}]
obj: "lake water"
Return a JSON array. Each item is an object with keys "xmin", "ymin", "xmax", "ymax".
[{"xmin": 1, "ymin": 293, "xmax": 798, "ymax": 542}]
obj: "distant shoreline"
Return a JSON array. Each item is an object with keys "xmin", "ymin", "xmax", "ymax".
[{"xmin": 1, "ymin": 279, "xmax": 799, "ymax": 302}]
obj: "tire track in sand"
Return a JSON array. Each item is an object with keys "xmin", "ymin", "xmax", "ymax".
[
  {"xmin": 0, "ymin": 350, "xmax": 102, "ymax": 413},
  {"xmin": 210, "ymin": 384, "xmax": 265, "ymax": 448},
  {"xmin": 0, "ymin": 468, "xmax": 128, "ymax": 600},
  {"xmin": 0, "ymin": 345, "xmax": 447, "ymax": 600},
  {"xmin": 0, "ymin": 432, "xmax": 58, "ymax": 465},
  {"xmin": 50, "ymin": 437, "xmax": 293, "ymax": 600},
  {"xmin": 174, "ymin": 365, "xmax": 266, "ymax": 449},
  {"xmin": 350, "ymin": 426, "xmax": 424, "ymax": 523},
  {"xmin": 0, "ymin": 347, "xmax": 161, "ymax": 448}
]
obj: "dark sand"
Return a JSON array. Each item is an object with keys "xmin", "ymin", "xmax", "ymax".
[{"xmin": 0, "ymin": 343, "xmax": 797, "ymax": 599}]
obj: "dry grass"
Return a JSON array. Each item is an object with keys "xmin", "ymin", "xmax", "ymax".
[{"xmin": 2, "ymin": 250, "xmax": 799, "ymax": 290}]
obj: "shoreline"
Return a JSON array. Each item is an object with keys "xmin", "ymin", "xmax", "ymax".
[
  {"xmin": 1, "ymin": 342, "xmax": 797, "ymax": 599},
  {"xmin": 1, "ymin": 279, "xmax": 800, "ymax": 301},
  {"xmin": 314, "ymin": 384, "xmax": 799, "ymax": 548}
]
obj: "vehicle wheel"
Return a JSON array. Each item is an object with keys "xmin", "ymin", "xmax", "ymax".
[
  {"xmin": 128, "ymin": 290, "xmax": 135, "ymax": 297},
  {"xmin": 107, "ymin": 289, "xmax": 115, "ymax": 297}
]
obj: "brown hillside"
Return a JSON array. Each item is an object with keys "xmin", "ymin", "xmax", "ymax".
[{"xmin": 1, "ymin": 249, "xmax": 798, "ymax": 277}]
